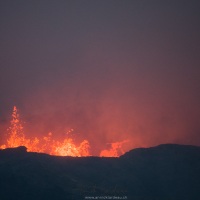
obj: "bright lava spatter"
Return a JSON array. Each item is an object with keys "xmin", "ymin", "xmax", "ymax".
[{"xmin": 0, "ymin": 106, "xmax": 128, "ymax": 157}]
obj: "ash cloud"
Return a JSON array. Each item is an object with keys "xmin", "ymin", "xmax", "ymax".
[{"xmin": 0, "ymin": 1, "xmax": 200, "ymax": 155}]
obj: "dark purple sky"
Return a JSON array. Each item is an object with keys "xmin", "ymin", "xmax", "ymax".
[{"xmin": 0, "ymin": 1, "xmax": 200, "ymax": 154}]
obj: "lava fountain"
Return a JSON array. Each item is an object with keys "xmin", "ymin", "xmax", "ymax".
[{"xmin": 0, "ymin": 106, "xmax": 128, "ymax": 157}]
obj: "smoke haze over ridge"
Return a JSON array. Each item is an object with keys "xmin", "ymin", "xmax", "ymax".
[{"xmin": 0, "ymin": 1, "xmax": 200, "ymax": 155}]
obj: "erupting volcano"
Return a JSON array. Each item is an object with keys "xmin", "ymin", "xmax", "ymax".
[{"xmin": 0, "ymin": 106, "xmax": 128, "ymax": 157}]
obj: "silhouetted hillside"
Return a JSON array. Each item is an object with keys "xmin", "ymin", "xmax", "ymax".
[{"xmin": 0, "ymin": 144, "xmax": 200, "ymax": 200}]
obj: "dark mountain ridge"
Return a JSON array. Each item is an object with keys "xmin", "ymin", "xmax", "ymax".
[{"xmin": 0, "ymin": 144, "xmax": 200, "ymax": 200}]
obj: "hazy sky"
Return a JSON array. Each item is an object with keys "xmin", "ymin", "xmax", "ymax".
[{"xmin": 0, "ymin": 1, "xmax": 200, "ymax": 154}]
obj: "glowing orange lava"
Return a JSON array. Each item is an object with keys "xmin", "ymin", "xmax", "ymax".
[
  {"xmin": 100, "ymin": 140, "xmax": 129, "ymax": 157},
  {"xmin": 0, "ymin": 106, "xmax": 128, "ymax": 157}
]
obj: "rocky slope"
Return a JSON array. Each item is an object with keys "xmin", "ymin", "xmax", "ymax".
[{"xmin": 0, "ymin": 144, "xmax": 200, "ymax": 200}]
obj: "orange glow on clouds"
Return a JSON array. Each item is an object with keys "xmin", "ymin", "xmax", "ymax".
[{"xmin": 0, "ymin": 106, "xmax": 128, "ymax": 157}]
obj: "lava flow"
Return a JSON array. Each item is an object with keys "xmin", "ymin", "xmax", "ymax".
[{"xmin": 0, "ymin": 106, "xmax": 128, "ymax": 157}]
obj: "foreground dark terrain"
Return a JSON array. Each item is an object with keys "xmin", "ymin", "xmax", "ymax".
[{"xmin": 0, "ymin": 144, "xmax": 200, "ymax": 200}]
